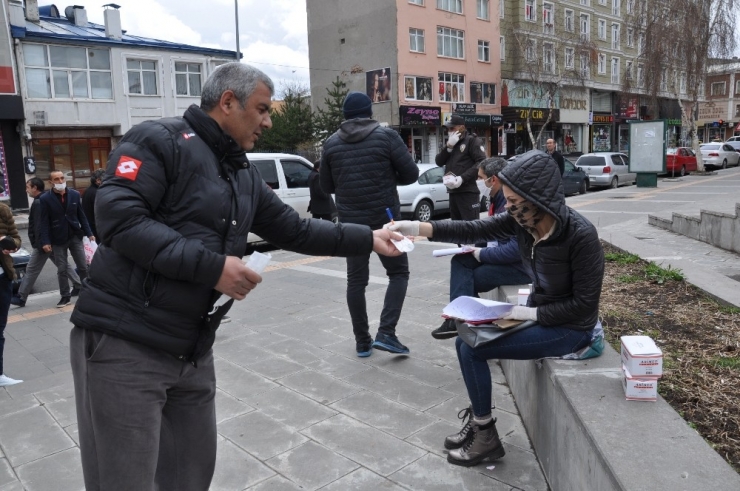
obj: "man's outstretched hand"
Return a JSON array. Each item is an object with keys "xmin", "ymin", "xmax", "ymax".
[
  {"xmin": 372, "ymin": 229, "xmax": 404, "ymax": 256},
  {"xmin": 215, "ymin": 256, "xmax": 263, "ymax": 300}
]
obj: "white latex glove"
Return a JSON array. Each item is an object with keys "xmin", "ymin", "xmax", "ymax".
[
  {"xmin": 384, "ymin": 220, "xmax": 420, "ymax": 237},
  {"xmin": 446, "ymin": 131, "xmax": 461, "ymax": 148},
  {"xmin": 502, "ymin": 306, "xmax": 538, "ymax": 321},
  {"xmin": 472, "ymin": 247, "xmax": 482, "ymax": 262},
  {"xmin": 451, "ymin": 176, "xmax": 463, "ymax": 189}
]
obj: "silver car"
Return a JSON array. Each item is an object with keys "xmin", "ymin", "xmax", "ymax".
[
  {"xmin": 576, "ymin": 152, "xmax": 636, "ymax": 189},
  {"xmin": 699, "ymin": 143, "xmax": 740, "ymax": 169},
  {"xmin": 398, "ymin": 164, "xmax": 487, "ymax": 221}
]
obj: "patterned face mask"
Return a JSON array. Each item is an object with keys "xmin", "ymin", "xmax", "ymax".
[{"xmin": 507, "ymin": 199, "xmax": 545, "ymax": 234}]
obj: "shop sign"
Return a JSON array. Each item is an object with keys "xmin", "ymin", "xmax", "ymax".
[
  {"xmin": 491, "ymin": 115, "xmax": 503, "ymax": 126},
  {"xmin": 400, "ymin": 105, "xmax": 441, "ymax": 126},
  {"xmin": 560, "ymin": 98, "xmax": 587, "ymax": 110},
  {"xmin": 502, "ymin": 106, "xmax": 560, "ymax": 123},
  {"xmin": 452, "ymin": 103, "xmax": 476, "ymax": 114},
  {"xmin": 593, "ymin": 114, "xmax": 614, "ymax": 123},
  {"xmin": 616, "ymin": 97, "xmax": 639, "ymax": 118},
  {"xmin": 501, "ymin": 79, "xmax": 560, "ymax": 109},
  {"xmin": 666, "ymin": 119, "xmax": 681, "ymax": 126},
  {"xmin": 698, "ymin": 102, "xmax": 726, "ymax": 120}
]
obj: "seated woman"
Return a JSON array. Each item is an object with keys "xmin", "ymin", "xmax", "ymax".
[{"xmin": 388, "ymin": 150, "xmax": 604, "ymax": 467}]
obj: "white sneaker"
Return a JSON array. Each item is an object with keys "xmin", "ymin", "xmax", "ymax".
[{"xmin": 0, "ymin": 374, "xmax": 23, "ymax": 386}]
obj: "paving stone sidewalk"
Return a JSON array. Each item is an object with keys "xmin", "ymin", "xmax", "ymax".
[{"xmin": 0, "ymin": 240, "xmax": 548, "ymax": 491}]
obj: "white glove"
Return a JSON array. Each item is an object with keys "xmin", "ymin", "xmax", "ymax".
[
  {"xmin": 444, "ymin": 175, "xmax": 463, "ymax": 189},
  {"xmin": 384, "ymin": 220, "xmax": 420, "ymax": 237},
  {"xmin": 502, "ymin": 306, "xmax": 538, "ymax": 321},
  {"xmin": 446, "ymin": 131, "xmax": 461, "ymax": 148},
  {"xmin": 472, "ymin": 248, "xmax": 482, "ymax": 262}
]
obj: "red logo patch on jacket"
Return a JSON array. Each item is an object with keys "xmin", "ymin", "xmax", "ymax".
[{"xmin": 115, "ymin": 156, "xmax": 142, "ymax": 181}]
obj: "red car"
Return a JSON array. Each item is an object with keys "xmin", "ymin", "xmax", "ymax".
[{"xmin": 665, "ymin": 147, "xmax": 697, "ymax": 176}]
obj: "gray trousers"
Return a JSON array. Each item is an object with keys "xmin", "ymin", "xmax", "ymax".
[
  {"xmin": 17, "ymin": 248, "xmax": 80, "ymax": 301},
  {"xmin": 70, "ymin": 327, "xmax": 217, "ymax": 491},
  {"xmin": 51, "ymin": 236, "xmax": 87, "ymax": 296}
]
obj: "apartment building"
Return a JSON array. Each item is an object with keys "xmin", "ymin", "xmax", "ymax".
[
  {"xmin": 500, "ymin": 0, "xmax": 685, "ymax": 154},
  {"xmin": 307, "ymin": 0, "xmax": 502, "ymax": 161},
  {"xmin": 698, "ymin": 63, "xmax": 740, "ymax": 142},
  {"xmin": 3, "ymin": 0, "xmax": 236, "ymax": 209}
]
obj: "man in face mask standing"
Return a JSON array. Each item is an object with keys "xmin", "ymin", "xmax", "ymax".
[
  {"xmin": 435, "ymin": 115, "xmax": 487, "ymax": 220},
  {"xmin": 38, "ymin": 171, "xmax": 94, "ymax": 308}
]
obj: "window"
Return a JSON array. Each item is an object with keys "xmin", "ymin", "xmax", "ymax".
[
  {"xmin": 251, "ymin": 160, "xmax": 280, "ymax": 189},
  {"xmin": 580, "ymin": 0, "xmax": 589, "ymax": 5},
  {"xmin": 611, "ymin": 57, "xmax": 620, "ymax": 83},
  {"xmin": 565, "ymin": 9, "xmax": 574, "ymax": 32},
  {"xmin": 437, "ymin": 27, "xmax": 465, "ymax": 59},
  {"xmin": 612, "ymin": 0, "xmax": 621, "ymax": 16},
  {"xmin": 404, "ymin": 75, "xmax": 433, "ymax": 100},
  {"xmin": 437, "ymin": 0, "xmax": 462, "ymax": 14},
  {"xmin": 477, "ymin": 0, "xmax": 489, "ymax": 19},
  {"xmin": 627, "ymin": 0, "xmax": 634, "ymax": 14},
  {"xmin": 543, "ymin": 3, "xmax": 554, "ymax": 34},
  {"xmin": 711, "ymin": 81, "xmax": 726, "ymax": 96},
  {"xmin": 611, "ymin": 23, "xmax": 620, "ymax": 50},
  {"xmin": 637, "ymin": 64, "xmax": 644, "ymax": 87},
  {"xmin": 175, "ymin": 63, "xmax": 202, "ymax": 96},
  {"xmin": 580, "ymin": 52, "xmax": 590, "ymax": 78},
  {"xmin": 543, "ymin": 43, "xmax": 554, "ymax": 73},
  {"xmin": 598, "ymin": 19, "xmax": 606, "ymax": 40},
  {"xmin": 409, "ymin": 28, "xmax": 425, "ymax": 52},
  {"xmin": 680, "ymin": 72, "xmax": 687, "ymax": 94},
  {"xmin": 626, "ymin": 28, "xmax": 634, "ymax": 47},
  {"xmin": 470, "ymin": 82, "xmax": 496, "ymax": 104},
  {"xmin": 126, "ymin": 59, "xmax": 157, "ymax": 95},
  {"xmin": 500, "ymin": 36, "xmax": 506, "ymax": 60},
  {"xmin": 735, "ymin": 79, "xmax": 740, "ymax": 94},
  {"xmin": 281, "ymin": 160, "xmax": 312, "ymax": 189},
  {"xmin": 660, "ymin": 67, "xmax": 668, "ymax": 91},
  {"xmin": 625, "ymin": 60, "xmax": 633, "ymax": 79},
  {"xmin": 638, "ymin": 32, "xmax": 645, "ymax": 53},
  {"xmin": 565, "ymin": 47, "xmax": 575, "ymax": 69},
  {"xmin": 580, "ymin": 14, "xmax": 590, "ymax": 41},
  {"xmin": 478, "ymin": 40, "xmax": 490, "ymax": 62},
  {"xmin": 409, "ymin": 0, "xmax": 424, "ymax": 4},
  {"xmin": 438, "ymin": 72, "xmax": 465, "ymax": 102},
  {"xmin": 526, "ymin": 39, "xmax": 537, "ymax": 62},
  {"xmin": 598, "ymin": 53, "xmax": 606, "ymax": 74},
  {"xmin": 525, "ymin": 0, "xmax": 536, "ymax": 22},
  {"xmin": 22, "ymin": 43, "xmax": 112, "ymax": 99},
  {"xmin": 599, "ymin": 0, "xmax": 606, "ymax": 4},
  {"xmin": 500, "ymin": 0, "xmax": 504, "ymax": 18}
]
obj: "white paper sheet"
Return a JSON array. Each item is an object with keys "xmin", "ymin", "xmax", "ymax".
[
  {"xmin": 442, "ymin": 296, "xmax": 513, "ymax": 322},
  {"xmin": 432, "ymin": 246, "xmax": 474, "ymax": 257}
]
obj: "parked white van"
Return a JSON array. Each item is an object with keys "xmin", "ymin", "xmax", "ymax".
[{"xmin": 247, "ymin": 153, "xmax": 315, "ymax": 244}]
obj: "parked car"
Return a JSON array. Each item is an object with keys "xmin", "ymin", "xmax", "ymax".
[
  {"xmin": 698, "ymin": 143, "xmax": 740, "ymax": 169},
  {"xmin": 725, "ymin": 136, "xmax": 740, "ymax": 142},
  {"xmin": 248, "ymin": 153, "xmax": 315, "ymax": 244},
  {"xmin": 562, "ymin": 157, "xmax": 589, "ymax": 195},
  {"xmin": 665, "ymin": 147, "xmax": 697, "ymax": 176},
  {"xmin": 723, "ymin": 140, "xmax": 740, "ymax": 154},
  {"xmin": 398, "ymin": 164, "xmax": 488, "ymax": 221},
  {"xmin": 574, "ymin": 152, "xmax": 636, "ymax": 189}
]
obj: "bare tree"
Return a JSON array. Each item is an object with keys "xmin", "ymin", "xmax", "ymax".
[
  {"xmin": 506, "ymin": 7, "xmax": 594, "ymax": 149},
  {"xmin": 624, "ymin": 0, "xmax": 739, "ymax": 171}
]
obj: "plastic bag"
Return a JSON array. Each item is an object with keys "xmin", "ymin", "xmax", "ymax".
[{"xmin": 83, "ymin": 237, "xmax": 98, "ymax": 265}]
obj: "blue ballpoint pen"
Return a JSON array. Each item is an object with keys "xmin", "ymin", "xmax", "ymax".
[{"xmin": 385, "ymin": 207, "xmax": 395, "ymax": 224}]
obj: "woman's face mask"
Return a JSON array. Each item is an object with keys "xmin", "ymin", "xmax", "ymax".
[{"xmin": 506, "ymin": 198, "xmax": 544, "ymax": 234}]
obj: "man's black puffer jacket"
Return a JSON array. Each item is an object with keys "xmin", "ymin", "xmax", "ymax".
[
  {"xmin": 320, "ymin": 119, "xmax": 419, "ymax": 228},
  {"xmin": 71, "ymin": 105, "xmax": 373, "ymax": 359},
  {"xmin": 430, "ymin": 150, "xmax": 604, "ymax": 331}
]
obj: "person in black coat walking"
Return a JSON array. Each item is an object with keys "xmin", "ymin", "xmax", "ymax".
[
  {"xmin": 82, "ymin": 169, "xmax": 105, "ymax": 238},
  {"xmin": 308, "ymin": 160, "xmax": 336, "ymax": 221},
  {"xmin": 546, "ymin": 138, "xmax": 565, "ymax": 175}
]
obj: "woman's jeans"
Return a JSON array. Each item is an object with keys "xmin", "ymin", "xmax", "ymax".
[{"xmin": 455, "ymin": 325, "xmax": 593, "ymax": 417}]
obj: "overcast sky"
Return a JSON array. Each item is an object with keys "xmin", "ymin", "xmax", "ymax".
[{"xmin": 85, "ymin": 0, "xmax": 311, "ymax": 96}]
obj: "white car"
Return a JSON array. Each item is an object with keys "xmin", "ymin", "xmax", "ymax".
[
  {"xmin": 575, "ymin": 152, "xmax": 636, "ymax": 189},
  {"xmin": 397, "ymin": 163, "xmax": 488, "ymax": 221},
  {"xmin": 699, "ymin": 143, "xmax": 740, "ymax": 169},
  {"xmin": 248, "ymin": 153, "xmax": 314, "ymax": 244}
]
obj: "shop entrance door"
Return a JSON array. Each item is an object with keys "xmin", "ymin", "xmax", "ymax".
[{"xmin": 412, "ymin": 136, "xmax": 424, "ymax": 163}]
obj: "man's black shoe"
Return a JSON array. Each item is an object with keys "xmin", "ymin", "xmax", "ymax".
[
  {"xmin": 57, "ymin": 296, "xmax": 71, "ymax": 308},
  {"xmin": 10, "ymin": 296, "xmax": 25, "ymax": 308},
  {"xmin": 71, "ymin": 287, "xmax": 81, "ymax": 297},
  {"xmin": 432, "ymin": 318, "xmax": 458, "ymax": 339}
]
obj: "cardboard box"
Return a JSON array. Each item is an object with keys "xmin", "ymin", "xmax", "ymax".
[
  {"xmin": 517, "ymin": 288, "xmax": 530, "ymax": 306},
  {"xmin": 623, "ymin": 365, "xmax": 658, "ymax": 401},
  {"xmin": 621, "ymin": 335, "xmax": 663, "ymax": 377}
]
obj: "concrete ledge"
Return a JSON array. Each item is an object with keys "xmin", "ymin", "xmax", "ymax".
[{"xmin": 501, "ymin": 345, "xmax": 740, "ymax": 490}]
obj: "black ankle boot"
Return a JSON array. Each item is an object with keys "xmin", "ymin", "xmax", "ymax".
[
  {"xmin": 444, "ymin": 406, "xmax": 473, "ymax": 449},
  {"xmin": 447, "ymin": 418, "xmax": 505, "ymax": 467}
]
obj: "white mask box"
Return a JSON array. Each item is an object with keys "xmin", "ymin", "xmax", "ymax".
[
  {"xmin": 623, "ymin": 365, "xmax": 658, "ymax": 401},
  {"xmin": 621, "ymin": 335, "xmax": 663, "ymax": 377}
]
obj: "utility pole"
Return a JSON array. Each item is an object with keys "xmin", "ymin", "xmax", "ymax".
[{"xmin": 234, "ymin": 0, "xmax": 240, "ymax": 61}]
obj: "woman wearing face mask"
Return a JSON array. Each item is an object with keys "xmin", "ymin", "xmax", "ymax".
[{"xmin": 386, "ymin": 150, "xmax": 605, "ymax": 467}]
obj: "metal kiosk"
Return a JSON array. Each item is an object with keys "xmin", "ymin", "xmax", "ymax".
[{"xmin": 628, "ymin": 120, "xmax": 666, "ymax": 188}]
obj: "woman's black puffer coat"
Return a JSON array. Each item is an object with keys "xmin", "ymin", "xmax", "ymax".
[{"xmin": 431, "ymin": 150, "xmax": 604, "ymax": 331}]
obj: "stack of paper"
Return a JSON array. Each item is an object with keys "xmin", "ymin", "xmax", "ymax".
[{"xmin": 442, "ymin": 296, "xmax": 514, "ymax": 324}]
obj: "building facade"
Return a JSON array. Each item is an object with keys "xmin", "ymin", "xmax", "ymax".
[
  {"xmin": 698, "ymin": 63, "xmax": 740, "ymax": 143},
  {"xmin": 5, "ymin": 0, "xmax": 236, "ymax": 209},
  {"xmin": 307, "ymin": 0, "xmax": 502, "ymax": 162}
]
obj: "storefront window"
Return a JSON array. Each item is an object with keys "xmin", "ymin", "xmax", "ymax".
[
  {"xmin": 32, "ymin": 138, "xmax": 110, "ymax": 191},
  {"xmin": 618, "ymin": 125, "xmax": 630, "ymax": 153},
  {"xmin": 593, "ymin": 125, "xmax": 611, "ymax": 152}
]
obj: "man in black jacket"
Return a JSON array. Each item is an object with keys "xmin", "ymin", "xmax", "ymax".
[
  {"xmin": 11, "ymin": 178, "xmax": 80, "ymax": 308},
  {"xmin": 38, "ymin": 171, "xmax": 94, "ymax": 307},
  {"xmin": 321, "ymin": 91, "xmax": 419, "ymax": 357},
  {"xmin": 81, "ymin": 169, "xmax": 105, "ymax": 238},
  {"xmin": 546, "ymin": 138, "xmax": 565, "ymax": 175},
  {"xmin": 68, "ymin": 63, "xmax": 403, "ymax": 491},
  {"xmin": 435, "ymin": 115, "xmax": 486, "ymax": 220}
]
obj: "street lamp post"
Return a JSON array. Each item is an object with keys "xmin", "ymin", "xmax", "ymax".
[{"xmin": 234, "ymin": 0, "xmax": 240, "ymax": 61}]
